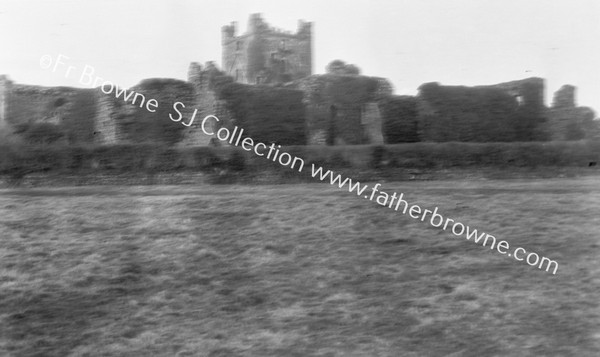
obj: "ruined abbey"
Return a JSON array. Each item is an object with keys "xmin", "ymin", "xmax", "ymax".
[{"xmin": 0, "ymin": 14, "xmax": 597, "ymax": 146}]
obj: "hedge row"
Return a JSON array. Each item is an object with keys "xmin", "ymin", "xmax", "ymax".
[{"xmin": 1, "ymin": 141, "xmax": 599, "ymax": 179}]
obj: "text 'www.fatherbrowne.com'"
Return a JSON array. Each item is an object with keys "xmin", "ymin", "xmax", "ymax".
[{"xmin": 309, "ymin": 165, "xmax": 559, "ymax": 275}]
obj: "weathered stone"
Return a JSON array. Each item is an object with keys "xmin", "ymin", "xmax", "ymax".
[
  {"xmin": 222, "ymin": 14, "xmax": 312, "ymax": 85},
  {"xmin": 178, "ymin": 62, "xmax": 234, "ymax": 146},
  {"xmin": 7, "ymin": 83, "xmax": 82, "ymax": 127},
  {"xmin": 552, "ymin": 85, "xmax": 576, "ymax": 109},
  {"xmin": 484, "ymin": 77, "xmax": 545, "ymax": 109},
  {"xmin": 362, "ymin": 102, "xmax": 384, "ymax": 144},
  {"xmin": 546, "ymin": 85, "xmax": 597, "ymax": 140},
  {"xmin": 292, "ymin": 74, "xmax": 392, "ymax": 145},
  {"xmin": 417, "ymin": 78, "xmax": 547, "ymax": 142},
  {"xmin": 94, "ymin": 91, "xmax": 121, "ymax": 144}
]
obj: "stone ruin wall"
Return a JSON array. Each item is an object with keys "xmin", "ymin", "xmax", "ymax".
[
  {"xmin": 0, "ymin": 76, "xmax": 122, "ymax": 145},
  {"xmin": 483, "ymin": 77, "xmax": 545, "ymax": 109},
  {"xmin": 94, "ymin": 91, "xmax": 126, "ymax": 144},
  {"xmin": 416, "ymin": 77, "xmax": 548, "ymax": 141},
  {"xmin": 0, "ymin": 73, "xmax": 224, "ymax": 146},
  {"xmin": 295, "ymin": 75, "xmax": 391, "ymax": 145},
  {"xmin": 362, "ymin": 102, "xmax": 385, "ymax": 145},
  {"xmin": 547, "ymin": 85, "xmax": 598, "ymax": 140},
  {"xmin": 552, "ymin": 85, "xmax": 575, "ymax": 108},
  {"xmin": 419, "ymin": 77, "xmax": 546, "ymax": 117},
  {"xmin": 6, "ymin": 83, "xmax": 80, "ymax": 127},
  {"xmin": 0, "ymin": 70, "xmax": 596, "ymax": 146},
  {"xmin": 178, "ymin": 62, "xmax": 234, "ymax": 147},
  {"xmin": 0, "ymin": 68, "xmax": 239, "ymax": 147}
]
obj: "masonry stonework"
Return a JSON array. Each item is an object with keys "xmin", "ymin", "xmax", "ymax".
[
  {"xmin": 547, "ymin": 85, "xmax": 598, "ymax": 140},
  {"xmin": 8, "ymin": 84, "xmax": 80, "ymax": 126},
  {"xmin": 362, "ymin": 102, "xmax": 385, "ymax": 145},
  {"xmin": 0, "ymin": 14, "xmax": 597, "ymax": 146},
  {"xmin": 94, "ymin": 91, "xmax": 121, "ymax": 144},
  {"xmin": 417, "ymin": 77, "xmax": 548, "ymax": 142},
  {"xmin": 222, "ymin": 14, "xmax": 312, "ymax": 85},
  {"xmin": 178, "ymin": 62, "xmax": 233, "ymax": 146},
  {"xmin": 552, "ymin": 85, "xmax": 576, "ymax": 108}
]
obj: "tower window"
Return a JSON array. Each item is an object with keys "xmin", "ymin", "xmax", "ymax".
[
  {"xmin": 236, "ymin": 41, "xmax": 241, "ymax": 51},
  {"xmin": 515, "ymin": 95, "xmax": 524, "ymax": 105}
]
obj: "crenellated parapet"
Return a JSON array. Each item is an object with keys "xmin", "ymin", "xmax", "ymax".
[{"xmin": 222, "ymin": 14, "xmax": 312, "ymax": 85}]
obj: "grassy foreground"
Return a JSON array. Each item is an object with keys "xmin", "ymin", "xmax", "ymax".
[{"xmin": 0, "ymin": 179, "xmax": 599, "ymax": 356}]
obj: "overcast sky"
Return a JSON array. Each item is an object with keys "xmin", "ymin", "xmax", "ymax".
[{"xmin": 1, "ymin": 0, "xmax": 599, "ymax": 111}]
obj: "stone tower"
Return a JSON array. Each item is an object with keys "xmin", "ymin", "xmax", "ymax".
[{"xmin": 222, "ymin": 14, "xmax": 312, "ymax": 84}]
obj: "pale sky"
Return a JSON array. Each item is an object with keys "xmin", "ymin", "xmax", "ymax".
[{"xmin": 1, "ymin": 0, "xmax": 599, "ymax": 112}]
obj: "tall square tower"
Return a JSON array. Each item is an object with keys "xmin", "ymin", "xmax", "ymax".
[{"xmin": 222, "ymin": 14, "xmax": 312, "ymax": 84}]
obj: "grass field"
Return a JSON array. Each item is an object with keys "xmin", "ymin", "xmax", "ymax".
[{"xmin": 0, "ymin": 178, "xmax": 599, "ymax": 356}]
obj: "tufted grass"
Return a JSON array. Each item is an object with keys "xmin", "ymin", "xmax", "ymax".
[{"xmin": 0, "ymin": 178, "xmax": 599, "ymax": 356}]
